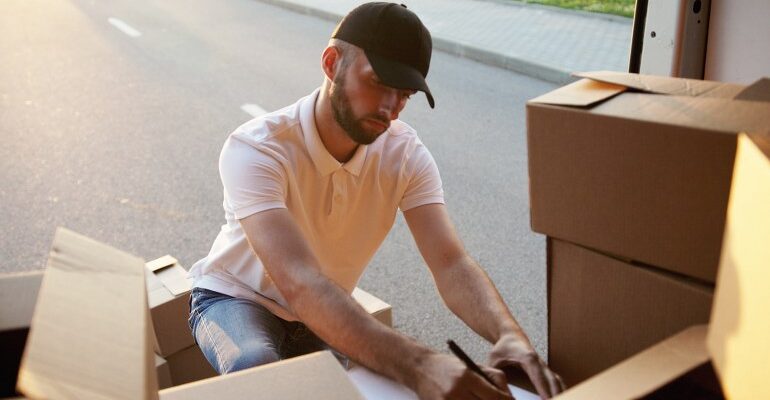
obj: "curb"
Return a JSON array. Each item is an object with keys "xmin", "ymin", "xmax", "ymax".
[{"xmin": 255, "ymin": 0, "xmax": 576, "ymax": 85}]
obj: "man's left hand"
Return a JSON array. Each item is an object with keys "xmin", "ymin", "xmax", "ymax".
[{"xmin": 487, "ymin": 334, "xmax": 566, "ymax": 399}]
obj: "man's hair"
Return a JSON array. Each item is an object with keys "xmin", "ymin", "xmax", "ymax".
[{"xmin": 328, "ymin": 38, "xmax": 360, "ymax": 76}]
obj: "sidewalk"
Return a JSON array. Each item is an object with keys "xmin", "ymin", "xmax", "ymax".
[{"xmin": 257, "ymin": 0, "xmax": 632, "ymax": 84}]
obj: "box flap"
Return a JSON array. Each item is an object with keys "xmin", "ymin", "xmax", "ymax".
[
  {"xmin": 16, "ymin": 228, "xmax": 158, "ymax": 400},
  {"xmin": 554, "ymin": 325, "xmax": 709, "ymax": 400},
  {"xmin": 574, "ymin": 71, "xmax": 732, "ymax": 97},
  {"xmin": 146, "ymin": 255, "xmax": 191, "ymax": 296},
  {"xmin": 734, "ymin": 77, "xmax": 770, "ymax": 102},
  {"xmin": 0, "ymin": 271, "xmax": 43, "ymax": 331},
  {"xmin": 591, "ymin": 92, "xmax": 770, "ymax": 136},
  {"xmin": 351, "ymin": 288, "xmax": 390, "ymax": 316},
  {"xmin": 529, "ymin": 78, "xmax": 626, "ymax": 107},
  {"xmin": 159, "ymin": 351, "xmax": 364, "ymax": 400},
  {"xmin": 146, "ymin": 255, "xmax": 178, "ymax": 273},
  {"xmin": 707, "ymin": 133, "xmax": 770, "ymax": 400}
]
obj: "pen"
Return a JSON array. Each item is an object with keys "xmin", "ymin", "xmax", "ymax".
[{"xmin": 447, "ymin": 339, "xmax": 499, "ymax": 388}]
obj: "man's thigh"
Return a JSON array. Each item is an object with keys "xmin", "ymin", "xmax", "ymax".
[{"xmin": 189, "ymin": 288, "xmax": 286, "ymax": 374}]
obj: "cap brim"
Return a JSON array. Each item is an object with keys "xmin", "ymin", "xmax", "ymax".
[{"xmin": 365, "ymin": 50, "xmax": 435, "ymax": 109}]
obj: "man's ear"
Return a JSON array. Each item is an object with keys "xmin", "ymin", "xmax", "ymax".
[{"xmin": 321, "ymin": 46, "xmax": 341, "ymax": 81}]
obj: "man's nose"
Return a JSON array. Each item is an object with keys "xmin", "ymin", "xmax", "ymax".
[{"xmin": 379, "ymin": 89, "xmax": 401, "ymax": 121}]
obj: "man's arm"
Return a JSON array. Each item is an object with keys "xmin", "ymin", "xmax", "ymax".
[
  {"xmin": 403, "ymin": 203, "xmax": 565, "ymax": 398},
  {"xmin": 240, "ymin": 208, "xmax": 512, "ymax": 400}
]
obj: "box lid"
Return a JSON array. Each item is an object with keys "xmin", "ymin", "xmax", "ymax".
[
  {"xmin": 158, "ymin": 351, "xmax": 364, "ymax": 400},
  {"xmin": 707, "ymin": 133, "xmax": 770, "ymax": 400},
  {"xmin": 530, "ymin": 71, "xmax": 745, "ymax": 108},
  {"xmin": 146, "ymin": 255, "xmax": 191, "ymax": 298},
  {"xmin": 554, "ymin": 325, "xmax": 709, "ymax": 399},
  {"xmin": 16, "ymin": 228, "xmax": 158, "ymax": 400}
]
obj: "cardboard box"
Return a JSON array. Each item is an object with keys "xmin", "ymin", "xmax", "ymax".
[
  {"xmin": 145, "ymin": 255, "xmax": 194, "ymax": 357},
  {"xmin": 548, "ymin": 238, "xmax": 714, "ymax": 386},
  {"xmin": 554, "ymin": 325, "xmax": 719, "ymax": 399},
  {"xmin": 352, "ymin": 287, "xmax": 392, "ymax": 327},
  {"xmin": 528, "ymin": 72, "xmax": 770, "ymax": 283},
  {"xmin": 158, "ymin": 351, "xmax": 363, "ymax": 400},
  {"xmin": 16, "ymin": 227, "xmax": 158, "ymax": 400},
  {"xmin": 165, "ymin": 344, "xmax": 217, "ymax": 387},
  {"xmin": 11, "ymin": 229, "xmax": 377, "ymax": 399},
  {"xmin": 706, "ymin": 133, "xmax": 770, "ymax": 399},
  {"xmin": 0, "ymin": 271, "xmax": 42, "ymax": 398},
  {"xmin": 554, "ymin": 132, "xmax": 770, "ymax": 399},
  {"xmin": 155, "ymin": 354, "xmax": 172, "ymax": 390}
]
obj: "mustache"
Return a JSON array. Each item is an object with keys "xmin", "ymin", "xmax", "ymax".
[{"xmin": 364, "ymin": 114, "xmax": 390, "ymax": 125}]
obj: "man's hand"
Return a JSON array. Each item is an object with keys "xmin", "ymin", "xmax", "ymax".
[
  {"xmin": 414, "ymin": 353, "xmax": 514, "ymax": 400},
  {"xmin": 488, "ymin": 334, "xmax": 565, "ymax": 399}
]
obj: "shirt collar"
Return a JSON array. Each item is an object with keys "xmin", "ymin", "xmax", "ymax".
[{"xmin": 300, "ymin": 88, "xmax": 368, "ymax": 178}]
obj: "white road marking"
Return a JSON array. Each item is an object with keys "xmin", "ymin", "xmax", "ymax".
[
  {"xmin": 108, "ymin": 17, "xmax": 142, "ymax": 37},
  {"xmin": 241, "ymin": 103, "xmax": 268, "ymax": 118}
]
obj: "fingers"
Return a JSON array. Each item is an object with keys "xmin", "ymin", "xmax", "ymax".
[
  {"xmin": 482, "ymin": 366, "xmax": 510, "ymax": 391},
  {"xmin": 522, "ymin": 361, "xmax": 566, "ymax": 399},
  {"xmin": 469, "ymin": 367, "xmax": 514, "ymax": 400},
  {"xmin": 522, "ymin": 362, "xmax": 552, "ymax": 399}
]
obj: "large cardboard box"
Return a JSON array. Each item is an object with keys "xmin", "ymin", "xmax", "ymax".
[
  {"xmin": 554, "ymin": 132, "xmax": 770, "ymax": 399},
  {"xmin": 706, "ymin": 132, "xmax": 770, "ymax": 399},
  {"xmin": 528, "ymin": 71, "xmax": 770, "ymax": 283},
  {"xmin": 0, "ymin": 271, "xmax": 42, "ymax": 398},
  {"xmin": 14, "ymin": 228, "xmax": 367, "ymax": 399},
  {"xmin": 145, "ymin": 255, "xmax": 194, "ymax": 357},
  {"xmin": 548, "ymin": 238, "xmax": 714, "ymax": 386},
  {"xmin": 16, "ymin": 228, "xmax": 158, "ymax": 399},
  {"xmin": 159, "ymin": 351, "xmax": 364, "ymax": 400}
]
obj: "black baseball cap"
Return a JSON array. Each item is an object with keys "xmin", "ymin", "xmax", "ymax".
[{"xmin": 332, "ymin": 2, "xmax": 435, "ymax": 108}]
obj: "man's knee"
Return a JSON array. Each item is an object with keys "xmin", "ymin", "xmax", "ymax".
[{"xmin": 224, "ymin": 342, "xmax": 281, "ymax": 373}]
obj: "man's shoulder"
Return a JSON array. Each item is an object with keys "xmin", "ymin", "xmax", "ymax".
[{"xmin": 229, "ymin": 103, "xmax": 302, "ymax": 148}]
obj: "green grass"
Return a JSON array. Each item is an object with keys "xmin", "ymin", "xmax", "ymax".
[{"xmin": 514, "ymin": 0, "xmax": 635, "ymax": 18}]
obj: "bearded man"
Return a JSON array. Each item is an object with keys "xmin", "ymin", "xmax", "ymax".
[{"xmin": 188, "ymin": 3, "xmax": 564, "ymax": 399}]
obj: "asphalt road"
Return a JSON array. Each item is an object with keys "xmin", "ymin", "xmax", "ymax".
[{"xmin": 1, "ymin": 0, "xmax": 556, "ymax": 364}]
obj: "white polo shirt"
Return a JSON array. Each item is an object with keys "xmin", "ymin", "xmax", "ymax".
[{"xmin": 189, "ymin": 89, "xmax": 444, "ymax": 321}]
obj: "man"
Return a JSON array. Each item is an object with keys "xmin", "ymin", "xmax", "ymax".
[{"xmin": 188, "ymin": 2, "xmax": 564, "ymax": 399}]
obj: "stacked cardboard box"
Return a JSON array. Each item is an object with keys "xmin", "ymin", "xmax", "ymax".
[
  {"xmin": 527, "ymin": 72, "xmax": 770, "ymax": 385},
  {"xmin": 144, "ymin": 255, "xmax": 216, "ymax": 388},
  {"xmin": 8, "ymin": 228, "xmax": 366, "ymax": 399},
  {"xmin": 1, "ymin": 237, "xmax": 394, "ymax": 397},
  {"xmin": 554, "ymin": 131, "xmax": 770, "ymax": 398}
]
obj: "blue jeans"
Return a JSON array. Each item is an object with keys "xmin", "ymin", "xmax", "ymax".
[{"xmin": 188, "ymin": 287, "xmax": 344, "ymax": 374}]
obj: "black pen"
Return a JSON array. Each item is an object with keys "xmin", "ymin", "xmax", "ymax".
[{"xmin": 447, "ymin": 339, "xmax": 498, "ymax": 388}]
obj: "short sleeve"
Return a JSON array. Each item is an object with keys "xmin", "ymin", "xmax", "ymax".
[
  {"xmin": 399, "ymin": 140, "xmax": 445, "ymax": 211},
  {"xmin": 219, "ymin": 136, "xmax": 287, "ymax": 219}
]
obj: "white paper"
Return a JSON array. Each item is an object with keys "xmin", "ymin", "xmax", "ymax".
[{"xmin": 347, "ymin": 366, "xmax": 540, "ymax": 400}]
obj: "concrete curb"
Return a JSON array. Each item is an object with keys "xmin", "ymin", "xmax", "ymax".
[{"xmin": 255, "ymin": 0, "xmax": 576, "ymax": 85}]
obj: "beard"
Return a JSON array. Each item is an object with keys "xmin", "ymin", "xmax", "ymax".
[{"xmin": 330, "ymin": 73, "xmax": 390, "ymax": 145}]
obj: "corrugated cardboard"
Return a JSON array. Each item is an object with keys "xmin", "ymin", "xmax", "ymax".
[
  {"xmin": 528, "ymin": 72, "xmax": 770, "ymax": 283},
  {"xmin": 0, "ymin": 271, "xmax": 42, "ymax": 398},
  {"xmin": 16, "ymin": 228, "xmax": 158, "ymax": 400},
  {"xmin": 145, "ymin": 255, "xmax": 194, "ymax": 357},
  {"xmin": 707, "ymin": 133, "xmax": 770, "ymax": 400},
  {"xmin": 352, "ymin": 287, "xmax": 392, "ymax": 327},
  {"xmin": 158, "ymin": 351, "xmax": 364, "ymax": 400},
  {"xmin": 165, "ymin": 344, "xmax": 217, "ymax": 387},
  {"xmin": 554, "ymin": 326, "xmax": 712, "ymax": 399},
  {"xmin": 548, "ymin": 238, "xmax": 714, "ymax": 386},
  {"xmin": 155, "ymin": 354, "xmax": 172, "ymax": 390}
]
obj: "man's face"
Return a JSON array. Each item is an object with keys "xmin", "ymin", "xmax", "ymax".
[{"xmin": 330, "ymin": 51, "xmax": 416, "ymax": 145}]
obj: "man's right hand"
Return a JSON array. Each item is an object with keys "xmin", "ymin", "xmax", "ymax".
[{"xmin": 413, "ymin": 353, "xmax": 514, "ymax": 400}]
